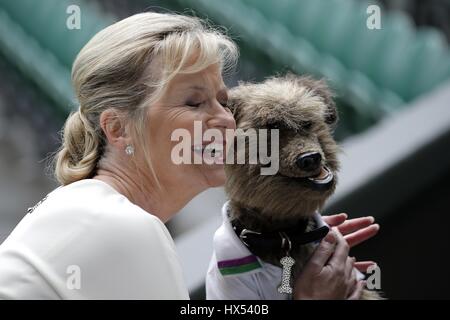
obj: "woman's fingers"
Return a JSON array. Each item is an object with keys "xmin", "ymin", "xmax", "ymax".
[
  {"xmin": 344, "ymin": 224, "xmax": 380, "ymax": 247},
  {"xmin": 347, "ymin": 280, "xmax": 365, "ymax": 300},
  {"xmin": 304, "ymin": 231, "xmax": 337, "ymax": 273},
  {"xmin": 346, "ymin": 266, "xmax": 358, "ymax": 298},
  {"xmin": 322, "ymin": 213, "xmax": 347, "ymax": 227},
  {"xmin": 336, "ymin": 217, "xmax": 375, "ymax": 235},
  {"xmin": 344, "ymin": 256, "xmax": 355, "ymax": 280},
  {"xmin": 354, "ymin": 261, "xmax": 377, "ymax": 273},
  {"xmin": 328, "ymin": 228, "xmax": 350, "ymax": 267},
  {"xmin": 323, "ymin": 215, "xmax": 379, "ymax": 248}
]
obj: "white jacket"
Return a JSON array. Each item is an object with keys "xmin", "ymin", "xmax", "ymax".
[{"xmin": 0, "ymin": 179, "xmax": 189, "ymax": 299}]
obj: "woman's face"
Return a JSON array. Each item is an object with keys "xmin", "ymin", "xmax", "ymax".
[{"xmin": 145, "ymin": 63, "xmax": 236, "ymax": 192}]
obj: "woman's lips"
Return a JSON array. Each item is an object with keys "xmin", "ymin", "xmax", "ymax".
[{"xmin": 191, "ymin": 141, "xmax": 226, "ymax": 164}]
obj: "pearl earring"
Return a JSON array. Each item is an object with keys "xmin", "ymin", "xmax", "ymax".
[{"xmin": 125, "ymin": 145, "xmax": 134, "ymax": 156}]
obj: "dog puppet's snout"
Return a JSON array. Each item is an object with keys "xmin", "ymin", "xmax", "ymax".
[{"xmin": 296, "ymin": 152, "xmax": 322, "ymax": 172}]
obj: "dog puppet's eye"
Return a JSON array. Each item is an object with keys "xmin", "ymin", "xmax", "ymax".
[
  {"xmin": 266, "ymin": 122, "xmax": 282, "ymax": 130},
  {"xmin": 301, "ymin": 121, "xmax": 312, "ymax": 130},
  {"xmin": 267, "ymin": 121, "xmax": 304, "ymax": 132}
]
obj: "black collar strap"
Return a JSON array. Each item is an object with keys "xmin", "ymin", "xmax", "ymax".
[{"xmin": 231, "ymin": 218, "xmax": 329, "ymax": 258}]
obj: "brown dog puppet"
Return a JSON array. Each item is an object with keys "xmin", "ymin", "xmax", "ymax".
[{"xmin": 206, "ymin": 73, "xmax": 380, "ymax": 300}]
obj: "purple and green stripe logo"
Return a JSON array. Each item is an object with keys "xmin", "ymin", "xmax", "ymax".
[{"xmin": 218, "ymin": 255, "xmax": 262, "ymax": 275}]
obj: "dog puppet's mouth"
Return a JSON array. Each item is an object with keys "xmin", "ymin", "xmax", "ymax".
[
  {"xmin": 307, "ymin": 166, "xmax": 334, "ymax": 184},
  {"xmin": 277, "ymin": 165, "xmax": 335, "ymax": 191}
]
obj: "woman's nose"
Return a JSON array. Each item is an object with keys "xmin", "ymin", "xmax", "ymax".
[{"xmin": 207, "ymin": 101, "xmax": 236, "ymax": 130}]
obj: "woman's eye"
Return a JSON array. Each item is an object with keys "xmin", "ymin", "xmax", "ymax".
[
  {"xmin": 186, "ymin": 101, "xmax": 203, "ymax": 108},
  {"xmin": 267, "ymin": 122, "xmax": 280, "ymax": 130},
  {"xmin": 186, "ymin": 100, "xmax": 229, "ymax": 109}
]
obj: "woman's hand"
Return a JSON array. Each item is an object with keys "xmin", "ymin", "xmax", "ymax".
[
  {"xmin": 293, "ymin": 228, "xmax": 365, "ymax": 300},
  {"xmin": 323, "ymin": 213, "xmax": 379, "ymax": 272}
]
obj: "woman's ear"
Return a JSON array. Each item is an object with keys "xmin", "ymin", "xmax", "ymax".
[{"xmin": 99, "ymin": 109, "xmax": 130, "ymax": 148}]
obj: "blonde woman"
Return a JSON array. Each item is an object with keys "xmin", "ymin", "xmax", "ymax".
[{"xmin": 0, "ymin": 12, "xmax": 378, "ymax": 299}]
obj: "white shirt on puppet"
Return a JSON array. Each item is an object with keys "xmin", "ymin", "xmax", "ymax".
[{"xmin": 206, "ymin": 201, "xmax": 333, "ymax": 300}]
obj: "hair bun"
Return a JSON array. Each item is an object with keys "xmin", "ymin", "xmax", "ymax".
[{"xmin": 54, "ymin": 109, "xmax": 100, "ymax": 185}]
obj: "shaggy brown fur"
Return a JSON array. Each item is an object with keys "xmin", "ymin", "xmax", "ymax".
[{"xmin": 225, "ymin": 73, "xmax": 380, "ymax": 299}]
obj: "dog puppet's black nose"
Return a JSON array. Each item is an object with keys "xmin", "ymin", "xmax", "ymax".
[{"xmin": 296, "ymin": 152, "xmax": 322, "ymax": 171}]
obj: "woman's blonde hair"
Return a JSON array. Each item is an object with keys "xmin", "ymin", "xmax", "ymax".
[{"xmin": 53, "ymin": 12, "xmax": 238, "ymax": 186}]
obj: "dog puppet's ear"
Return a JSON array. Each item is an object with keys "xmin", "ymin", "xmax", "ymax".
[
  {"xmin": 226, "ymin": 86, "xmax": 246, "ymax": 122},
  {"xmin": 316, "ymin": 80, "xmax": 338, "ymax": 126},
  {"xmin": 293, "ymin": 75, "xmax": 338, "ymax": 126}
]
